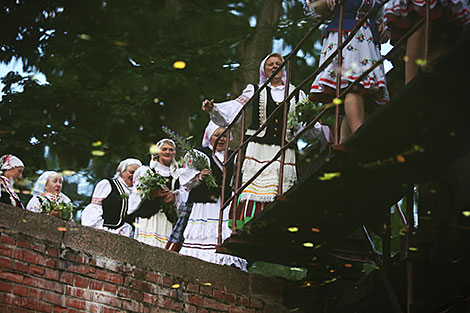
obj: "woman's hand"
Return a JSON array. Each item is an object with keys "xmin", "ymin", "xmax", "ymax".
[
  {"xmin": 326, "ymin": 0, "xmax": 336, "ymax": 11},
  {"xmin": 149, "ymin": 186, "xmax": 170, "ymax": 199},
  {"xmin": 198, "ymin": 168, "xmax": 211, "ymax": 181},
  {"xmin": 163, "ymin": 192, "xmax": 176, "ymax": 204},
  {"xmin": 201, "ymin": 99, "xmax": 214, "ymax": 113},
  {"xmin": 377, "ymin": 22, "xmax": 389, "ymax": 43}
]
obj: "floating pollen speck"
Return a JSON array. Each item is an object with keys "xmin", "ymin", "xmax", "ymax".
[
  {"xmin": 57, "ymin": 227, "xmax": 67, "ymax": 232},
  {"xmin": 333, "ymin": 98, "xmax": 343, "ymax": 105},
  {"xmin": 396, "ymin": 155, "xmax": 405, "ymax": 163},
  {"xmin": 303, "ymin": 242, "xmax": 314, "ymax": 248},
  {"xmin": 403, "ymin": 56, "xmax": 409, "ymax": 62},
  {"xmin": 202, "ymin": 282, "xmax": 212, "ymax": 286},
  {"xmin": 318, "ymin": 172, "xmax": 341, "ymax": 181},
  {"xmin": 171, "ymin": 284, "xmax": 180, "ymax": 289},
  {"xmin": 173, "ymin": 61, "xmax": 186, "ymax": 69},
  {"xmin": 415, "ymin": 58, "xmax": 427, "ymax": 66},
  {"xmin": 92, "ymin": 141, "xmax": 102, "ymax": 147},
  {"xmin": 288, "ymin": 227, "xmax": 299, "ymax": 233},
  {"xmin": 462, "ymin": 211, "xmax": 470, "ymax": 217},
  {"xmin": 91, "ymin": 150, "xmax": 105, "ymax": 157}
]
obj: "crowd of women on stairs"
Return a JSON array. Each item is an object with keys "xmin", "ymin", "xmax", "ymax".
[{"xmin": 3, "ymin": 0, "xmax": 468, "ymax": 271}]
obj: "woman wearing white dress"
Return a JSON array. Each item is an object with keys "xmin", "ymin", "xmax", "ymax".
[
  {"xmin": 130, "ymin": 139, "xmax": 186, "ymax": 248},
  {"xmin": 201, "ymin": 53, "xmax": 310, "ymax": 227},
  {"xmin": 81, "ymin": 158, "xmax": 142, "ymax": 237},
  {"xmin": 0, "ymin": 154, "xmax": 25, "ymax": 209},
  {"xmin": 179, "ymin": 122, "xmax": 247, "ymax": 270},
  {"xmin": 26, "ymin": 171, "xmax": 73, "ymax": 220}
]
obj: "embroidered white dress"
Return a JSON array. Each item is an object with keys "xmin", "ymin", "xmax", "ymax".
[
  {"xmin": 210, "ymin": 83, "xmax": 307, "ymax": 203},
  {"xmin": 0, "ymin": 175, "xmax": 24, "ymax": 209},
  {"xmin": 82, "ymin": 177, "xmax": 134, "ymax": 237},
  {"xmin": 130, "ymin": 164, "xmax": 185, "ymax": 249},
  {"xmin": 26, "ymin": 193, "xmax": 72, "ymax": 214},
  {"xmin": 178, "ymin": 149, "xmax": 247, "ymax": 270}
]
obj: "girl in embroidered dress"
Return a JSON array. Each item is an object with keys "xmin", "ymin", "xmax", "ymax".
[
  {"xmin": 178, "ymin": 122, "xmax": 247, "ymax": 270},
  {"xmin": 0, "ymin": 154, "xmax": 25, "ymax": 209},
  {"xmin": 304, "ymin": 0, "xmax": 390, "ymax": 143},
  {"xmin": 201, "ymin": 53, "xmax": 310, "ymax": 227},
  {"xmin": 81, "ymin": 158, "xmax": 142, "ymax": 237},
  {"xmin": 26, "ymin": 171, "xmax": 73, "ymax": 220},
  {"xmin": 384, "ymin": 0, "xmax": 470, "ymax": 83},
  {"xmin": 130, "ymin": 139, "xmax": 187, "ymax": 249}
]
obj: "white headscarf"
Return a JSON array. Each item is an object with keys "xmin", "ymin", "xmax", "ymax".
[
  {"xmin": 149, "ymin": 138, "xmax": 178, "ymax": 172},
  {"xmin": 114, "ymin": 158, "xmax": 142, "ymax": 179},
  {"xmin": 0, "ymin": 154, "xmax": 24, "ymax": 175},
  {"xmin": 259, "ymin": 52, "xmax": 287, "ymax": 85},
  {"xmin": 202, "ymin": 121, "xmax": 220, "ymax": 148},
  {"xmin": 32, "ymin": 171, "xmax": 62, "ymax": 196}
]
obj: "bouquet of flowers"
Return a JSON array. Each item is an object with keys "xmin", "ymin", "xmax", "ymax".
[
  {"xmin": 41, "ymin": 196, "xmax": 75, "ymax": 221},
  {"xmin": 162, "ymin": 126, "xmax": 218, "ymax": 188}
]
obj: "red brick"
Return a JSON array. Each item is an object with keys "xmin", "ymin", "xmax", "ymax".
[
  {"xmin": 86, "ymin": 302, "xmax": 101, "ymax": 313},
  {"xmin": 65, "ymin": 286, "xmax": 92, "ymax": 300},
  {"xmin": 12, "ymin": 285, "xmax": 27, "ymax": 296},
  {"xmin": 187, "ymin": 282, "xmax": 199, "ymax": 293},
  {"xmin": 250, "ymin": 298, "xmax": 263, "ymax": 309},
  {"xmin": 65, "ymin": 263, "xmax": 95, "ymax": 276},
  {"xmin": 17, "ymin": 240, "xmax": 29, "ymax": 248},
  {"xmin": 53, "ymin": 306, "xmax": 69, "ymax": 313},
  {"xmin": 198, "ymin": 309, "xmax": 209, "ymax": 313},
  {"xmin": 122, "ymin": 300, "xmax": 150, "ymax": 312},
  {"xmin": 146, "ymin": 272, "xmax": 160, "ymax": 283},
  {"xmin": 45, "ymin": 268, "xmax": 60, "ymax": 280},
  {"xmin": 103, "ymin": 307, "xmax": 116, "ymax": 313},
  {"xmin": 225, "ymin": 292, "xmax": 237, "ymax": 304},
  {"xmin": 0, "ymin": 281, "xmax": 12, "ymax": 292},
  {"xmin": 47, "ymin": 247, "xmax": 58, "ymax": 257},
  {"xmin": 161, "ymin": 276, "xmax": 173, "ymax": 286},
  {"xmin": 204, "ymin": 297, "xmax": 229, "ymax": 311},
  {"xmin": 200, "ymin": 285, "xmax": 212, "ymax": 296},
  {"xmin": 188, "ymin": 294, "xmax": 203, "ymax": 307},
  {"xmin": 0, "ymin": 256, "xmax": 13, "ymax": 269},
  {"xmin": 31, "ymin": 243, "xmax": 46, "ymax": 253},
  {"xmin": 29, "ymin": 264, "xmax": 45, "ymax": 276},
  {"xmin": 151, "ymin": 285, "xmax": 176, "ymax": 298},
  {"xmin": 0, "ymin": 235, "xmax": 15, "ymax": 245},
  {"xmin": 0, "ymin": 245, "xmax": 23, "ymax": 259},
  {"xmin": 185, "ymin": 303, "xmax": 198, "ymax": 313},
  {"xmin": 90, "ymin": 279, "xmax": 103, "ymax": 291},
  {"xmin": 171, "ymin": 301, "xmax": 185, "ymax": 311},
  {"xmin": 96, "ymin": 270, "xmax": 123, "ymax": 284},
  {"xmin": 94, "ymin": 292, "xmax": 123, "ymax": 307},
  {"xmin": 130, "ymin": 289, "xmax": 144, "ymax": 301},
  {"xmin": 127, "ymin": 278, "xmax": 151, "ymax": 292},
  {"xmin": 44, "ymin": 291, "xmax": 62, "ymax": 305},
  {"xmin": 29, "ymin": 287, "xmax": 44, "ymax": 299},
  {"xmin": 117, "ymin": 286, "xmax": 131, "ymax": 297},
  {"xmin": 132, "ymin": 268, "xmax": 146, "ymax": 279},
  {"xmin": 237, "ymin": 296, "xmax": 249, "ymax": 306},
  {"xmin": 23, "ymin": 276, "xmax": 54, "ymax": 290},
  {"xmin": 103, "ymin": 283, "xmax": 117, "ymax": 294},
  {"xmin": 13, "ymin": 260, "xmax": 28, "ymax": 273},
  {"xmin": 76, "ymin": 255, "xmax": 90, "ymax": 264},
  {"xmin": 22, "ymin": 298, "xmax": 52, "ymax": 312},
  {"xmin": 63, "ymin": 250, "xmax": 77, "ymax": 262},
  {"xmin": 213, "ymin": 289, "xmax": 225, "ymax": 301},
  {"xmin": 144, "ymin": 292, "xmax": 157, "ymax": 304},
  {"xmin": 0, "ymin": 270, "xmax": 23, "ymax": 283},
  {"xmin": 65, "ymin": 297, "xmax": 86, "ymax": 310},
  {"xmin": 119, "ymin": 264, "xmax": 133, "ymax": 274},
  {"xmin": 0, "ymin": 292, "xmax": 21, "ymax": 306},
  {"xmin": 230, "ymin": 305, "xmax": 250, "ymax": 313},
  {"xmin": 74, "ymin": 275, "xmax": 89, "ymax": 288},
  {"xmin": 60, "ymin": 272, "xmax": 74, "ymax": 284},
  {"xmin": 157, "ymin": 295, "xmax": 171, "ymax": 308},
  {"xmin": 24, "ymin": 250, "xmax": 54, "ymax": 267}
]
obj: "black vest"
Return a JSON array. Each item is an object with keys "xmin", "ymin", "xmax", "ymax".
[
  {"xmin": 101, "ymin": 179, "xmax": 130, "ymax": 229},
  {"xmin": 188, "ymin": 147, "xmax": 234, "ymax": 204},
  {"xmin": 248, "ymin": 84, "xmax": 300, "ymax": 145},
  {"xmin": 132, "ymin": 170, "xmax": 180, "ymax": 224},
  {"xmin": 0, "ymin": 177, "xmax": 24, "ymax": 209}
]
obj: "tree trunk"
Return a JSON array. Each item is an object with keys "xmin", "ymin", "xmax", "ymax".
[{"xmin": 231, "ymin": 0, "xmax": 283, "ymax": 96}]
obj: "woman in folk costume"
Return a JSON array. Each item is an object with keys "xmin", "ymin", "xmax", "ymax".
[
  {"xmin": 130, "ymin": 139, "xmax": 186, "ymax": 248},
  {"xmin": 81, "ymin": 158, "xmax": 142, "ymax": 237},
  {"xmin": 0, "ymin": 154, "xmax": 25, "ymax": 209},
  {"xmin": 384, "ymin": 0, "xmax": 469, "ymax": 83},
  {"xmin": 26, "ymin": 171, "xmax": 73, "ymax": 220},
  {"xmin": 304, "ymin": 0, "xmax": 389, "ymax": 143},
  {"xmin": 178, "ymin": 121, "xmax": 247, "ymax": 270},
  {"xmin": 201, "ymin": 53, "xmax": 308, "ymax": 227}
]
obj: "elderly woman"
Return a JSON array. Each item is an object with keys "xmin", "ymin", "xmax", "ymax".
[
  {"xmin": 26, "ymin": 171, "xmax": 73, "ymax": 220},
  {"xmin": 81, "ymin": 158, "xmax": 142, "ymax": 237},
  {"xmin": 130, "ymin": 139, "xmax": 187, "ymax": 248},
  {"xmin": 0, "ymin": 154, "xmax": 25, "ymax": 209},
  {"xmin": 178, "ymin": 121, "xmax": 247, "ymax": 270},
  {"xmin": 201, "ymin": 53, "xmax": 308, "ymax": 227}
]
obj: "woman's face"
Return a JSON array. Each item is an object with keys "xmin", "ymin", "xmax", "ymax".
[
  {"xmin": 45, "ymin": 175, "xmax": 63, "ymax": 194},
  {"xmin": 210, "ymin": 131, "xmax": 227, "ymax": 152},
  {"xmin": 158, "ymin": 143, "xmax": 176, "ymax": 167},
  {"xmin": 121, "ymin": 164, "xmax": 140, "ymax": 187},
  {"xmin": 4, "ymin": 166, "xmax": 24, "ymax": 181},
  {"xmin": 264, "ymin": 56, "xmax": 283, "ymax": 81}
]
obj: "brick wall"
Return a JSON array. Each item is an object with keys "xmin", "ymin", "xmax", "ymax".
[{"xmin": 0, "ymin": 203, "xmax": 288, "ymax": 313}]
